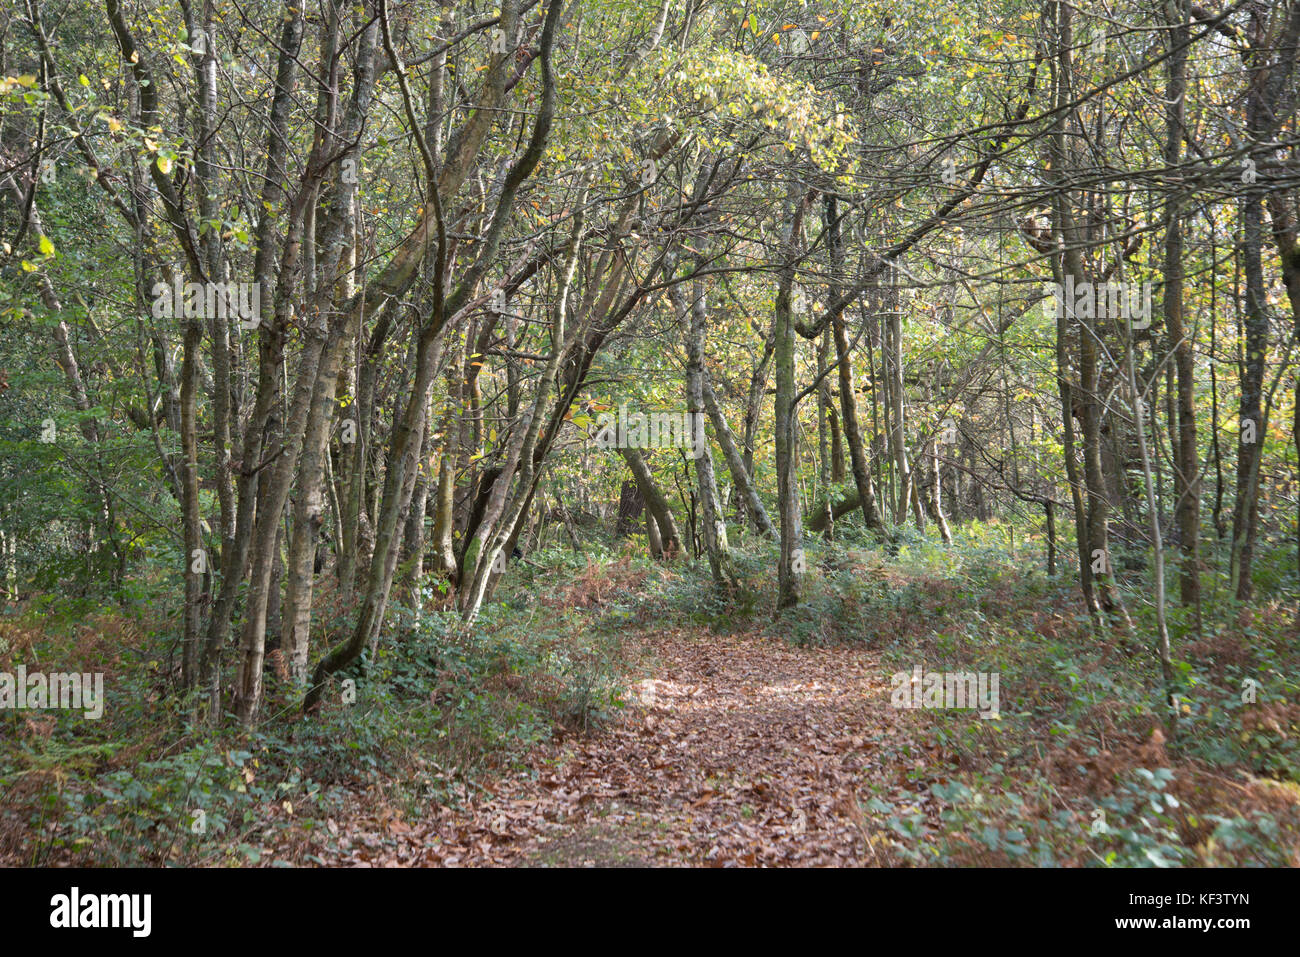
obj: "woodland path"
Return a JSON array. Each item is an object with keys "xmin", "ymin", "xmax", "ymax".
[{"xmin": 324, "ymin": 630, "xmax": 926, "ymax": 866}]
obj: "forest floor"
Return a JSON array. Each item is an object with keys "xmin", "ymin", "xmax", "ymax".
[
  {"xmin": 5, "ymin": 536, "xmax": 1300, "ymax": 867},
  {"xmin": 298, "ymin": 572, "xmax": 1300, "ymax": 869},
  {"xmin": 315, "ymin": 627, "xmax": 906, "ymax": 866}
]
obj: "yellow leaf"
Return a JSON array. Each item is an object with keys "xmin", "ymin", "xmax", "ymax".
[
  {"xmin": 38, "ymin": 234, "xmax": 54, "ymax": 256},
  {"xmin": 79, "ymin": 74, "xmax": 90, "ymax": 86},
  {"xmin": 156, "ymin": 156, "xmax": 172, "ymax": 175},
  {"xmin": 21, "ymin": 260, "xmax": 37, "ymax": 272}
]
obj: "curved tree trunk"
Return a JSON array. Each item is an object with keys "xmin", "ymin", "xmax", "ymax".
[{"xmin": 620, "ymin": 448, "xmax": 681, "ymax": 558}]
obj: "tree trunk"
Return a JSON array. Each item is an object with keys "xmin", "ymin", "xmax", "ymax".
[
  {"xmin": 702, "ymin": 371, "xmax": 776, "ymax": 540},
  {"xmin": 621, "ymin": 448, "xmax": 681, "ymax": 558},
  {"xmin": 927, "ymin": 439, "xmax": 952, "ymax": 544},
  {"xmin": 1163, "ymin": 0, "xmax": 1201, "ymax": 622},
  {"xmin": 679, "ymin": 277, "xmax": 735, "ymax": 587},
  {"xmin": 775, "ymin": 191, "xmax": 806, "ymax": 609},
  {"xmin": 615, "ymin": 480, "xmax": 644, "ymax": 539}
]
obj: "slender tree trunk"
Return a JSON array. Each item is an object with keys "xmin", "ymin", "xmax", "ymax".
[
  {"xmin": 681, "ymin": 277, "xmax": 735, "ymax": 587},
  {"xmin": 400, "ymin": 401, "xmax": 434, "ymax": 609},
  {"xmin": 816, "ymin": 327, "xmax": 834, "ymax": 538},
  {"xmin": 1045, "ymin": 499, "xmax": 1057, "ymax": 575},
  {"xmin": 179, "ymin": 313, "xmax": 205, "ymax": 691},
  {"xmin": 740, "ymin": 325, "xmax": 775, "ymax": 530},
  {"xmin": 1232, "ymin": 192, "xmax": 1269, "ymax": 601},
  {"xmin": 885, "ymin": 280, "xmax": 925, "ymax": 530},
  {"xmin": 775, "ymin": 191, "xmax": 806, "ymax": 609},
  {"xmin": 702, "ymin": 372, "xmax": 775, "ymax": 539},
  {"xmin": 1126, "ymin": 302, "xmax": 1177, "ymax": 724},
  {"xmin": 1163, "ymin": 0, "xmax": 1201, "ymax": 621},
  {"xmin": 1266, "ymin": 194, "xmax": 1300, "ymax": 581},
  {"xmin": 927, "ymin": 439, "xmax": 952, "ymax": 544}
]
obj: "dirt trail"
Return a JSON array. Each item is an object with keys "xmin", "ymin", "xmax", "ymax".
[{"xmin": 335, "ymin": 630, "xmax": 917, "ymax": 866}]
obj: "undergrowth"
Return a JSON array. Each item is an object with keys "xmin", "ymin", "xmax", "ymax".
[{"xmin": 2, "ymin": 524, "xmax": 1297, "ymax": 866}]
